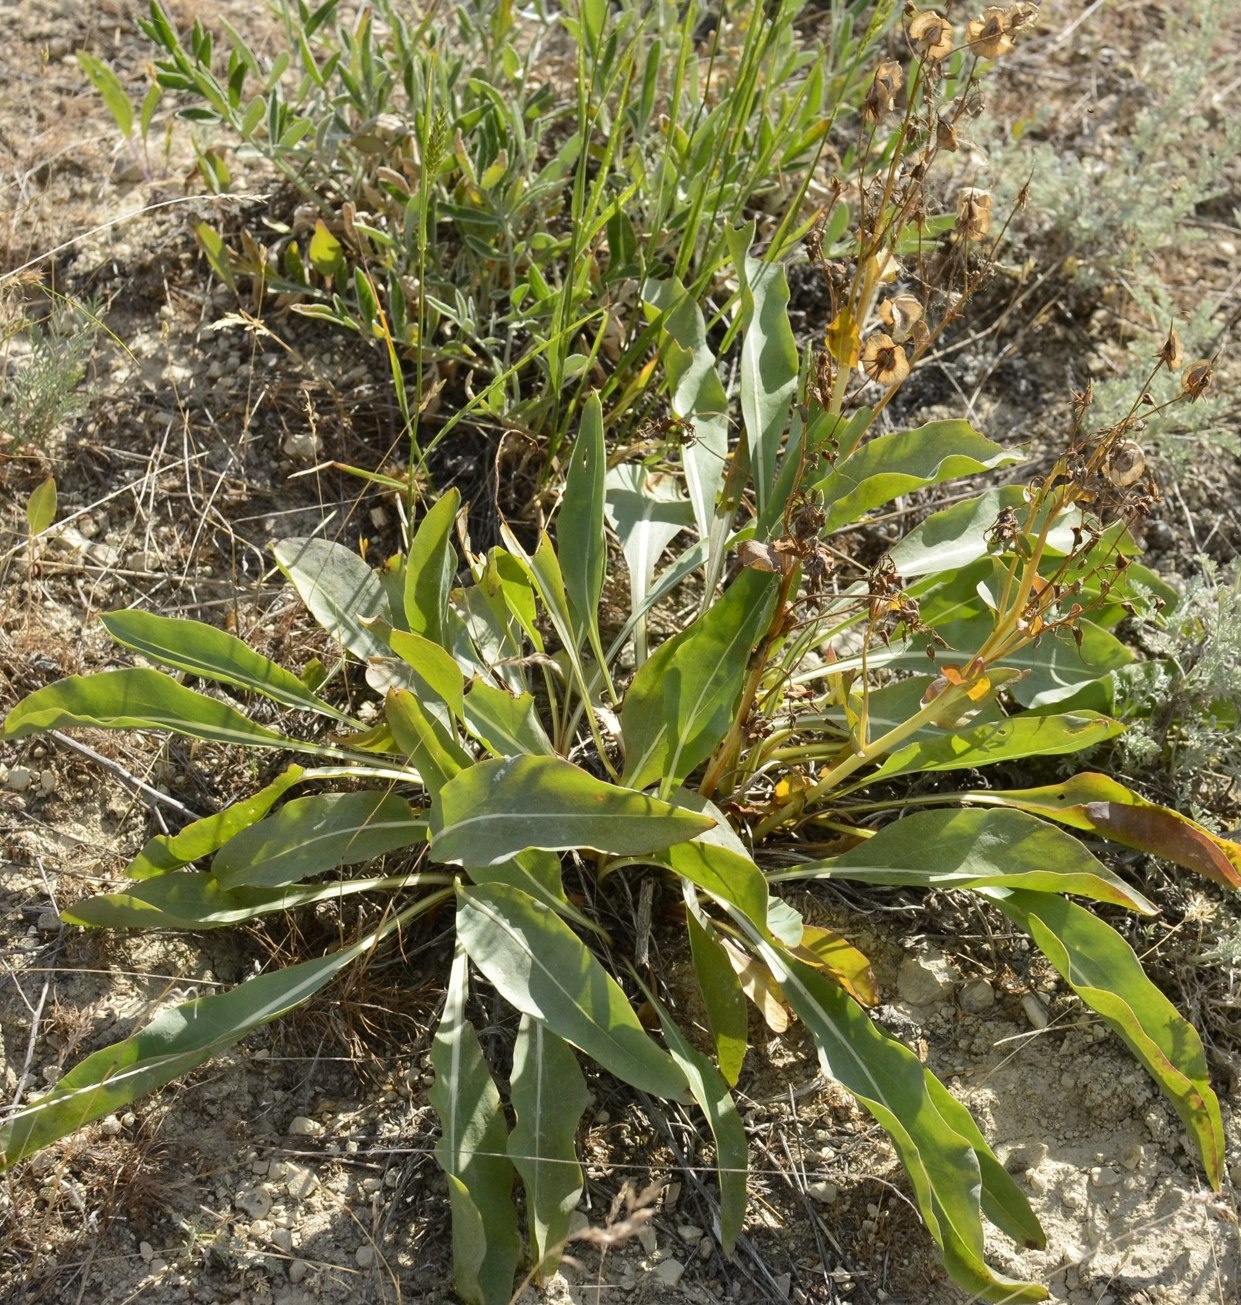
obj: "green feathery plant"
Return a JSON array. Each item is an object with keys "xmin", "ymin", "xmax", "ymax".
[{"xmin": 3, "ymin": 8, "xmax": 1234, "ymax": 1303}]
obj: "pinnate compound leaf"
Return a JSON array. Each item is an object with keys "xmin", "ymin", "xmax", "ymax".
[
  {"xmin": 866, "ymin": 712, "xmax": 1123, "ymax": 784},
  {"xmin": 404, "ymin": 488, "xmax": 460, "ymax": 647},
  {"xmin": 621, "ymin": 568, "xmax": 777, "ymax": 792},
  {"xmin": 753, "ymin": 941, "xmax": 1046, "ymax": 1302},
  {"xmin": 212, "ymin": 791, "xmax": 424, "ymax": 889},
  {"xmin": 272, "ymin": 536, "xmax": 392, "ymax": 664},
  {"xmin": 430, "ymin": 755, "xmax": 713, "ymax": 868},
  {"xmin": 0, "ymin": 935, "xmax": 370, "ymax": 1170},
  {"xmin": 430, "ymin": 947, "xmax": 521, "ymax": 1305},
  {"xmin": 508, "ymin": 1016, "xmax": 587, "ymax": 1282},
  {"xmin": 456, "ymin": 883, "xmax": 687, "ymax": 1099},
  {"xmin": 814, "ymin": 422, "xmax": 1018, "ymax": 534},
  {"xmin": 988, "ymin": 889, "xmax": 1224, "ymax": 1188},
  {"xmin": 3, "ymin": 669, "xmax": 289, "ymax": 750},
  {"xmin": 686, "ymin": 912, "xmax": 748, "ymax": 1086},
  {"xmin": 100, "ymin": 610, "xmax": 349, "ymax": 721},
  {"xmin": 798, "ymin": 808, "xmax": 1155, "ymax": 914},
  {"xmin": 125, "ymin": 765, "xmax": 304, "ymax": 879},
  {"xmin": 645, "ymin": 988, "xmax": 747, "ymax": 1255},
  {"xmin": 977, "ymin": 773, "xmax": 1241, "ymax": 889}
]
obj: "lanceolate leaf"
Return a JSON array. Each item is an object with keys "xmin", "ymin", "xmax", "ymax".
[
  {"xmin": 100, "ymin": 610, "xmax": 350, "ymax": 722},
  {"xmin": 790, "ymin": 809, "xmax": 1155, "ymax": 913},
  {"xmin": 621, "ymin": 568, "xmax": 778, "ymax": 793},
  {"xmin": 272, "ymin": 536, "xmax": 392, "ymax": 664},
  {"xmin": 658, "ymin": 836, "xmax": 769, "ymax": 923},
  {"xmin": 507, "ymin": 1016, "xmax": 587, "ymax": 1282},
  {"xmin": 404, "ymin": 488, "xmax": 460, "ymax": 648},
  {"xmin": 468, "ymin": 849, "xmax": 607, "ymax": 938},
  {"xmin": 559, "ymin": 392, "xmax": 608, "ymax": 668},
  {"xmin": 0, "ymin": 929, "xmax": 378, "ymax": 1170},
  {"xmin": 973, "ymin": 773, "xmax": 1241, "ymax": 890},
  {"xmin": 387, "ymin": 627, "xmax": 465, "ymax": 723},
  {"xmin": 642, "ymin": 276, "xmax": 729, "ymax": 540},
  {"xmin": 686, "ymin": 911, "xmax": 748, "ymax": 1086},
  {"xmin": 728, "ymin": 229, "xmax": 798, "ymax": 521},
  {"xmin": 814, "ymin": 422, "xmax": 1018, "ymax": 535},
  {"xmin": 2, "ymin": 669, "xmax": 290, "ymax": 750},
  {"xmin": 988, "ymin": 889, "xmax": 1224, "ymax": 1189},
  {"xmin": 430, "ymin": 755, "xmax": 714, "ymax": 867},
  {"xmin": 124, "ymin": 765, "xmax": 305, "ymax": 879},
  {"xmin": 865, "ymin": 712, "xmax": 1123, "ymax": 785},
  {"xmin": 456, "ymin": 883, "xmax": 687, "ymax": 1099},
  {"xmin": 212, "ymin": 791, "xmax": 424, "ymax": 889},
  {"xmin": 462, "ymin": 678, "xmax": 555, "ymax": 758},
  {"xmin": 790, "ymin": 924, "xmax": 879, "ymax": 1007},
  {"xmin": 430, "ymin": 946, "xmax": 522, "ymax": 1305},
  {"xmin": 645, "ymin": 988, "xmax": 747, "ymax": 1255},
  {"xmin": 752, "ymin": 940, "xmax": 1046, "ymax": 1303},
  {"xmin": 63, "ymin": 869, "xmax": 427, "ymax": 930},
  {"xmin": 386, "ymin": 687, "xmax": 472, "ymax": 795}
]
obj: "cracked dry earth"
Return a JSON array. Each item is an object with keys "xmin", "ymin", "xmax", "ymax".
[{"xmin": 2, "ymin": 2, "xmax": 1241, "ymax": 1304}]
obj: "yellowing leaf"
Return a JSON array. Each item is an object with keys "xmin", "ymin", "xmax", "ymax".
[
  {"xmin": 790, "ymin": 924, "xmax": 878, "ymax": 1006},
  {"xmin": 308, "ymin": 219, "xmax": 344, "ymax": 279},
  {"xmin": 825, "ymin": 308, "xmax": 860, "ymax": 368}
]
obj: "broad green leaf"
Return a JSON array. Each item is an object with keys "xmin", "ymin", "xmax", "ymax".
[
  {"xmin": 791, "ymin": 808, "xmax": 1155, "ymax": 913},
  {"xmin": 891, "ymin": 487, "xmax": 1079, "ymax": 579},
  {"xmin": 125, "ymin": 765, "xmax": 305, "ymax": 879},
  {"xmin": 645, "ymin": 987, "xmax": 747, "ymax": 1255},
  {"xmin": 404, "ymin": 488, "xmax": 460, "ymax": 647},
  {"xmin": 272, "ymin": 537, "xmax": 392, "ymax": 664},
  {"xmin": 101, "ymin": 610, "xmax": 350, "ymax": 722},
  {"xmin": 989, "ymin": 890, "xmax": 1224, "ymax": 1189},
  {"xmin": 559, "ymin": 393, "xmax": 608, "ymax": 667},
  {"xmin": 63, "ymin": 868, "xmax": 424, "ymax": 930},
  {"xmin": 508, "ymin": 1016, "xmax": 587, "ymax": 1282},
  {"xmin": 386, "ymin": 687, "xmax": 472, "ymax": 795},
  {"xmin": 974, "ymin": 773, "xmax": 1241, "ymax": 890},
  {"xmin": 727, "ymin": 228, "xmax": 798, "ymax": 522},
  {"xmin": 815, "ymin": 423, "xmax": 1018, "ymax": 534},
  {"xmin": 3, "ymin": 668, "xmax": 289, "ymax": 750},
  {"xmin": 642, "ymin": 277, "xmax": 729, "ymax": 539},
  {"xmin": 431, "ymin": 946, "xmax": 521, "ymax": 1305},
  {"xmin": 753, "ymin": 941, "xmax": 1046, "ymax": 1302},
  {"xmin": 430, "ymin": 755, "xmax": 713, "ymax": 868},
  {"xmin": 388, "ymin": 626, "xmax": 466, "ymax": 723},
  {"xmin": 26, "ymin": 476, "xmax": 57, "ymax": 535},
  {"xmin": 462, "ymin": 678, "xmax": 555, "ymax": 757},
  {"xmin": 0, "ymin": 929, "xmax": 374, "ymax": 1169},
  {"xmin": 657, "ymin": 837, "xmax": 768, "ymax": 925},
  {"xmin": 866, "ymin": 712, "xmax": 1124, "ymax": 784},
  {"xmin": 686, "ymin": 911, "xmax": 748, "ymax": 1086},
  {"xmin": 456, "ymin": 883, "xmax": 687, "ymax": 1099},
  {"xmin": 466, "ymin": 848, "xmax": 608, "ymax": 937},
  {"xmin": 604, "ymin": 463, "xmax": 695, "ymax": 666},
  {"xmin": 212, "ymin": 791, "xmax": 423, "ymax": 889},
  {"xmin": 621, "ymin": 568, "xmax": 778, "ymax": 792}
]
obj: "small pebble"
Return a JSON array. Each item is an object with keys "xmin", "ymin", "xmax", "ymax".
[
  {"xmin": 101, "ymin": 1114, "xmax": 123, "ymax": 1137},
  {"xmin": 355, "ymin": 1244, "xmax": 376, "ymax": 1268},
  {"xmin": 807, "ymin": 1180, "xmax": 838, "ymax": 1204},
  {"xmin": 959, "ymin": 978, "xmax": 995, "ymax": 1013},
  {"xmin": 288, "ymin": 1260, "xmax": 311, "ymax": 1284},
  {"xmin": 1089, "ymin": 1166, "xmax": 1121, "ymax": 1188},
  {"xmin": 286, "ymin": 1115, "xmax": 323, "ymax": 1138},
  {"xmin": 636, "ymin": 1223, "xmax": 658, "ymax": 1255},
  {"xmin": 652, "ymin": 1258, "xmax": 685, "ymax": 1288},
  {"xmin": 1021, "ymin": 993, "xmax": 1050, "ymax": 1030},
  {"xmin": 676, "ymin": 1223, "xmax": 703, "ymax": 1243},
  {"xmin": 139, "ymin": 1241, "xmax": 154, "ymax": 1263},
  {"xmin": 5, "ymin": 766, "xmax": 33, "ymax": 793},
  {"xmin": 235, "ymin": 1185, "xmax": 274, "ymax": 1219}
]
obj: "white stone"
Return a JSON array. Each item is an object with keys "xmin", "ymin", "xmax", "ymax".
[
  {"xmin": 897, "ymin": 949, "xmax": 959, "ymax": 1005},
  {"xmin": 286, "ymin": 1115, "xmax": 323, "ymax": 1138},
  {"xmin": 807, "ymin": 1180, "xmax": 838, "ymax": 1204},
  {"xmin": 651, "ymin": 1258, "xmax": 684, "ymax": 1287},
  {"xmin": 5, "ymin": 766, "xmax": 33, "ymax": 792},
  {"xmin": 959, "ymin": 978, "xmax": 995, "ymax": 1013},
  {"xmin": 235, "ymin": 1185, "xmax": 273, "ymax": 1219},
  {"xmin": 1021, "ymin": 993, "xmax": 1050, "ymax": 1030}
]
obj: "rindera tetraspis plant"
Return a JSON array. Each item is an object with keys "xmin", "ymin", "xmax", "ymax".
[{"xmin": 3, "ymin": 10, "xmax": 1234, "ymax": 1304}]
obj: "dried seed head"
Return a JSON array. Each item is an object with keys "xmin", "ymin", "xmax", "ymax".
[
  {"xmin": 1156, "ymin": 326, "xmax": 1184, "ymax": 372},
  {"xmin": 967, "ymin": 7, "xmax": 1015, "ymax": 57},
  {"xmin": 909, "ymin": 11, "xmax": 954, "ymax": 60},
  {"xmin": 936, "ymin": 115, "xmax": 961, "ymax": 151},
  {"xmin": 863, "ymin": 59, "xmax": 905, "ymax": 121},
  {"xmin": 861, "ymin": 333, "xmax": 911, "ymax": 386},
  {"xmin": 878, "ymin": 293, "xmax": 925, "ymax": 344},
  {"xmin": 1106, "ymin": 440, "xmax": 1146, "ymax": 488},
  {"xmin": 956, "ymin": 187, "xmax": 993, "ymax": 241},
  {"xmin": 1181, "ymin": 358, "xmax": 1213, "ymax": 401}
]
